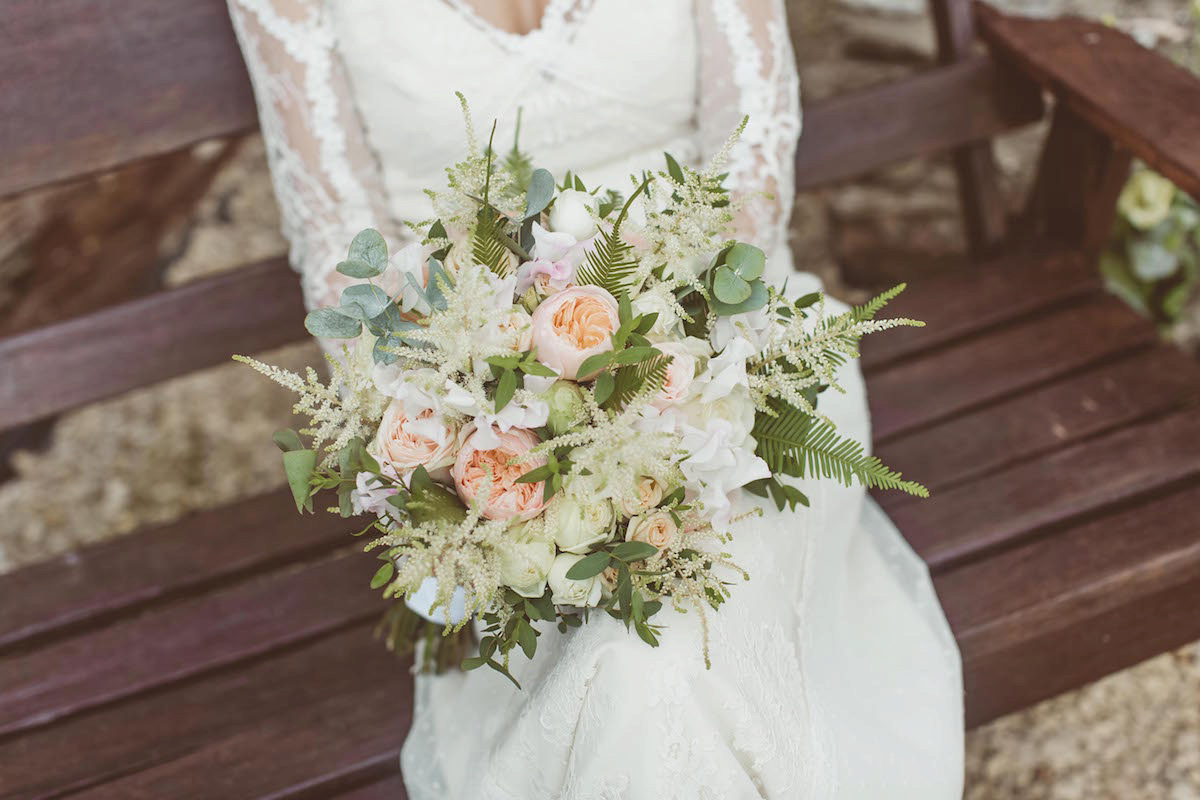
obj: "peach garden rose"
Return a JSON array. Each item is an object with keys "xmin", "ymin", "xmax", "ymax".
[
  {"xmin": 530, "ymin": 285, "xmax": 620, "ymax": 380},
  {"xmin": 451, "ymin": 426, "xmax": 547, "ymax": 522},
  {"xmin": 372, "ymin": 400, "xmax": 459, "ymax": 478}
]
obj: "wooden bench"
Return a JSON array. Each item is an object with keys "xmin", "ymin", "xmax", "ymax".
[{"xmin": 3, "ymin": 0, "xmax": 1200, "ymax": 795}]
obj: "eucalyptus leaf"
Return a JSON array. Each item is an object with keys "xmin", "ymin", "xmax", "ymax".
[
  {"xmin": 336, "ymin": 258, "xmax": 382, "ymax": 279},
  {"xmin": 281, "ymin": 449, "xmax": 317, "ymax": 513},
  {"xmin": 347, "ymin": 228, "xmax": 388, "ymax": 272},
  {"xmin": 305, "ymin": 307, "xmax": 362, "ymax": 339},
  {"xmin": 664, "ymin": 152, "xmax": 685, "ymax": 183},
  {"xmin": 724, "ymin": 242, "xmax": 766, "ymax": 280},
  {"xmin": 340, "ymin": 284, "xmax": 392, "ymax": 320},
  {"xmin": 370, "ymin": 561, "xmax": 395, "ymax": 589},
  {"xmin": 576, "ymin": 351, "xmax": 613, "ymax": 379},
  {"xmin": 565, "ymin": 551, "xmax": 611, "ymax": 580},
  {"xmin": 712, "ymin": 265, "xmax": 752, "ymax": 304},
  {"xmin": 711, "ymin": 279, "xmax": 769, "ymax": 316},
  {"xmin": 593, "ymin": 371, "xmax": 615, "ymax": 405},
  {"xmin": 272, "ymin": 429, "xmax": 303, "ymax": 453},
  {"xmin": 611, "ymin": 541, "xmax": 658, "ymax": 562},
  {"xmin": 495, "ymin": 369, "xmax": 517, "ymax": 412},
  {"xmin": 524, "ymin": 168, "xmax": 555, "ymax": 220}
]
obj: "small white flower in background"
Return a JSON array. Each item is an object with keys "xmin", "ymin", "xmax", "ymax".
[
  {"xmin": 549, "ymin": 189, "xmax": 600, "ymax": 240},
  {"xmin": 551, "ymin": 494, "xmax": 617, "ymax": 554},
  {"xmin": 626, "ymin": 508, "xmax": 678, "ymax": 550},
  {"xmin": 1118, "ymin": 169, "xmax": 1176, "ymax": 231},
  {"xmin": 547, "ymin": 553, "xmax": 605, "ymax": 607},
  {"xmin": 496, "ymin": 523, "xmax": 557, "ymax": 598}
]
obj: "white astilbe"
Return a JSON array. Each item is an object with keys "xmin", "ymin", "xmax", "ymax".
[
  {"xmin": 233, "ymin": 348, "xmax": 386, "ymax": 462},
  {"xmin": 748, "ymin": 293, "xmax": 922, "ymax": 415}
]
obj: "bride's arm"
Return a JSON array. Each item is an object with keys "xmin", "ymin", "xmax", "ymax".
[
  {"xmin": 694, "ymin": 0, "xmax": 802, "ymax": 258},
  {"xmin": 227, "ymin": 0, "xmax": 393, "ymax": 311}
]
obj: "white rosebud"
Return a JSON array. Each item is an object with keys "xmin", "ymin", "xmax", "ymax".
[
  {"xmin": 625, "ymin": 509, "xmax": 678, "ymax": 550},
  {"xmin": 543, "ymin": 380, "xmax": 585, "ymax": 436},
  {"xmin": 551, "ymin": 494, "xmax": 616, "ymax": 554},
  {"xmin": 547, "ymin": 553, "xmax": 605, "ymax": 607},
  {"xmin": 631, "ymin": 290, "xmax": 682, "ymax": 340},
  {"xmin": 496, "ymin": 524, "xmax": 557, "ymax": 598},
  {"xmin": 549, "ymin": 189, "xmax": 600, "ymax": 240}
]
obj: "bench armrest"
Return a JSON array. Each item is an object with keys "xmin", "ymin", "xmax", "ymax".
[{"xmin": 975, "ymin": 2, "xmax": 1200, "ymax": 199}]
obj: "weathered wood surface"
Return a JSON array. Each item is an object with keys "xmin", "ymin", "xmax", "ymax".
[
  {"xmin": 0, "ymin": 489, "xmax": 348, "ymax": 651},
  {"xmin": 0, "ymin": 258, "xmax": 307, "ymax": 431},
  {"xmin": 794, "ymin": 56, "xmax": 1042, "ymax": 190},
  {"xmin": 0, "ymin": 0, "xmax": 258, "ymax": 197},
  {"xmin": 977, "ymin": 2, "xmax": 1200, "ymax": 198}
]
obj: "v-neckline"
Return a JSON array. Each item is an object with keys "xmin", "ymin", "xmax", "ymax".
[{"xmin": 440, "ymin": 0, "xmax": 590, "ymax": 47}]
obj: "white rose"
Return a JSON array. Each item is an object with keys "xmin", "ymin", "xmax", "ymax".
[
  {"xmin": 549, "ymin": 189, "xmax": 599, "ymax": 240},
  {"xmin": 650, "ymin": 342, "xmax": 697, "ymax": 411},
  {"xmin": 618, "ymin": 475, "xmax": 667, "ymax": 518},
  {"xmin": 626, "ymin": 509, "xmax": 678, "ymax": 550},
  {"xmin": 551, "ymin": 494, "xmax": 617, "ymax": 553},
  {"xmin": 496, "ymin": 525, "xmax": 557, "ymax": 598},
  {"xmin": 547, "ymin": 553, "xmax": 605, "ymax": 607},
  {"xmin": 631, "ymin": 290, "xmax": 682, "ymax": 340}
]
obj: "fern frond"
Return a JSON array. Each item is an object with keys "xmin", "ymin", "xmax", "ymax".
[
  {"xmin": 575, "ymin": 177, "xmax": 650, "ymax": 298},
  {"xmin": 753, "ymin": 401, "xmax": 927, "ymax": 497},
  {"xmin": 471, "ymin": 123, "xmax": 513, "ymax": 277},
  {"xmin": 607, "ymin": 354, "xmax": 670, "ymax": 412},
  {"xmin": 853, "ymin": 283, "xmax": 906, "ymax": 322}
]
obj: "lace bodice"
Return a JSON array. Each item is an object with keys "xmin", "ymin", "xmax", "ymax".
[{"xmin": 227, "ymin": 0, "xmax": 800, "ymax": 310}]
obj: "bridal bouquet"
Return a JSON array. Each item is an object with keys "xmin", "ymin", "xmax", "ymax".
[{"xmin": 238, "ymin": 103, "xmax": 926, "ymax": 685}]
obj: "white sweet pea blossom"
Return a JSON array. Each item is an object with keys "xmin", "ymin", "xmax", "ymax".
[
  {"xmin": 391, "ymin": 241, "xmax": 434, "ymax": 314},
  {"xmin": 350, "ymin": 462, "xmax": 402, "ymax": 521},
  {"xmin": 472, "ymin": 397, "xmax": 550, "ymax": 449},
  {"xmin": 711, "ymin": 305, "xmax": 774, "ymax": 352},
  {"xmin": 372, "ymin": 364, "xmax": 441, "ymax": 414},
  {"xmin": 693, "ymin": 336, "xmax": 756, "ymax": 406}
]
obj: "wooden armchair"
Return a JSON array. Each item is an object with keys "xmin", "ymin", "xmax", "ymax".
[{"xmin": 2, "ymin": 0, "xmax": 1199, "ymax": 795}]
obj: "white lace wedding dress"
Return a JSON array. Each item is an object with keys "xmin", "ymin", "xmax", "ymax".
[{"xmin": 227, "ymin": 1, "xmax": 965, "ymax": 796}]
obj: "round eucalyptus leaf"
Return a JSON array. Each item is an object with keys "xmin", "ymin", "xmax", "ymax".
[
  {"xmin": 712, "ymin": 265, "xmax": 752, "ymax": 305},
  {"xmin": 711, "ymin": 279, "xmax": 769, "ymax": 317},
  {"xmin": 347, "ymin": 229, "xmax": 388, "ymax": 272},
  {"xmin": 305, "ymin": 307, "xmax": 363, "ymax": 338},
  {"xmin": 724, "ymin": 242, "xmax": 766, "ymax": 281},
  {"xmin": 336, "ymin": 258, "xmax": 382, "ymax": 279},
  {"xmin": 340, "ymin": 284, "xmax": 392, "ymax": 320},
  {"xmin": 524, "ymin": 168, "xmax": 555, "ymax": 220}
]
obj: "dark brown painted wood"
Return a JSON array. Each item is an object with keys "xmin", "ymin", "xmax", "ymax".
[
  {"xmin": 977, "ymin": 2, "xmax": 1200, "ymax": 198},
  {"xmin": 0, "ymin": 548, "xmax": 386, "ymax": 738},
  {"xmin": 0, "ymin": 489, "xmax": 350, "ymax": 652},
  {"xmin": 0, "ymin": 626, "xmax": 407, "ymax": 800},
  {"xmin": 860, "ymin": 246, "xmax": 1097, "ymax": 370},
  {"xmin": 794, "ymin": 56, "xmax": 1043, "ymax": 190},
  {"xmin": 0, "ymin": 258, "xmax": 307, "ymax": 431},
  {"xmin": 936, "ymin": 481, "xmax": 1200, "ymax": 726},
  {"xmin": 874, "ymin": 346, "xmax": 1200, "ymax": 498},
  {"xmin": 888, "ymin": 409, "xmax": 1200, "ymax": 572},
  {"xmin": 867, "ymin": 295, "xmax": 1157, "ymax": 441},
  {"xmin": 0, "ymin": 0, "xmax": 258, "ymax": 197},
  {"xmin": 1025, "ymin": 103, "xmax": 1133, "ymax": 256},
  {"xmin": 333, "ymin": 775, "xmax": 410, "ymax": 800},
  {"xmin": 930, "ymin": 0, "xmax": 1009, "ymax": 253}
]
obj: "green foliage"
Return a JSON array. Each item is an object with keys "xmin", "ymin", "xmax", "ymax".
[
  {"xmin": 753, "ymin": 400, "xmax": 928, "ymax": 497},
  {"xmin": 472, "ymin": 123, "xmax": 516, "ymax": 276},
  {"xmin": 574, "ymin": 177, "xmax": 650, "ymax": 297}
]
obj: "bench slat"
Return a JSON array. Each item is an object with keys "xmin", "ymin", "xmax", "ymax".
[
  {"xmin": 0, "ymin": 0, "xmax": 258, "ymax": 197},
  {"xmin": 867, "ymin": 295, "xmax": 1157, "ymax": 441},
  {"xmin": 860, "ymin": 248, "xmax": 1097, "ymax": 371},
  {"xmin": 0, "ymin": 549, "xmax": 384, "ymax": 738},
  {"xmin": 0, "ymin": 489, "xmax": 347, "ymax": 652},
  {"xmin": 888, "ymin": 409, "xmax": 1200, "ymax": 572},
  {"xmin": 0, "ymin": 258, "xmax": 307, "ymax": 431},
  {"xmin": 874, "ymin": 346, "xmax": 1200, "ymax": 497},
  {"xmin": 936, "ymin": 481, "xmax": 1200, "ymax": 725},
  {"xmin": 0, "ymin": 626, "xmax": 407, "ymax": 800},
  {"xmin": 795, "ymin": 56, "xmax": 1043, "ymax": 190}
]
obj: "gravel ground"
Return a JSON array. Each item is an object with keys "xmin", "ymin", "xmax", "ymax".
[{"xmin": 3, "ymin": 10, "xmax": 1200, "ymax": 792}]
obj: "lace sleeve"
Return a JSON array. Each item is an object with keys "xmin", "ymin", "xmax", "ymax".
[
  {"xmin": 695, "ymin": 0, "xmax": 802, "ymax": 258},
  {"xmin": 227, "ymin": 0, "xmax": 393, "ymax": 311}
]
